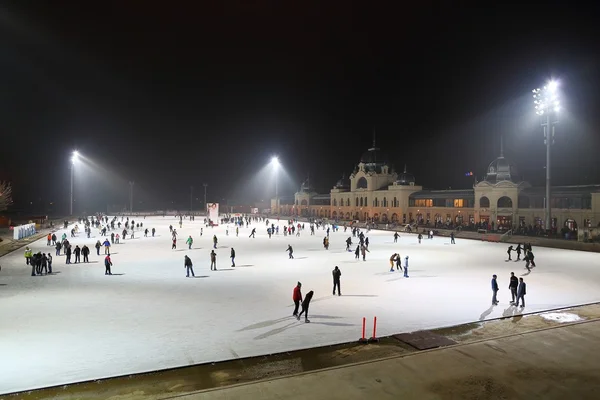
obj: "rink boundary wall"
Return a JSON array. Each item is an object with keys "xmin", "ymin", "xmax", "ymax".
[
  {"xmin": 161, "ymin": 316, "xmax": 600, "ymax": 399},
  {"xmin": 7, "ymin": 301, "xmax": 600, "ymax": 398}
]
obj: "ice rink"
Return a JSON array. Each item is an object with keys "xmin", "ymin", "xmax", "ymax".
[{"xmin": 1, "ymin": 216, "xmax": 600, "ymax": 394}]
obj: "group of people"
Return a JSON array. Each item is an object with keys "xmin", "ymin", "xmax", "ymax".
[
  {"xmin": 491, "ymin": 273, "xmax": 527, "ymax": 308},
  {"xmin": 507, "ymin": 243, "xmax": 536, "ymax": 271}
]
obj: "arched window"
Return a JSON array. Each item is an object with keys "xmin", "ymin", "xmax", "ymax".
[
  {"xmin": 479, "ymin": 196, "xmax": 490, "ymax": 208},
  {"xmin": 374, "ymin": 197, "xmax": 379, "ymax": 207},
  {"xmin": 383, "ymin": 197, "xmax": 387, "ymax": 207},
  {"xmin": 301, "ymin": 199, "xmax": 308, "ymax": 206},
  {"xmin": 346, "ymin": 198, "xmax": 350, "ymax": 206},
  {"xmin": 355, "ymin": 197, "xmax": 359, "ymax": 207},
  {"xmin": 357, "ymin": 177, "xmax": 368, "ymax": 189},
  {"xmin": 497, "ymin": 196, "xmax": 513, "ymax": 208},
  {"xmin": 364, "ymin": 197, "xmax": 367, "ymax": 206},
  {"xmin": 333, "ymin": 199, "xmax": 337, "ymax": 206},
  {"xmin": 360, "ymin": 197, "xmax": 364, "ymax": 207}
]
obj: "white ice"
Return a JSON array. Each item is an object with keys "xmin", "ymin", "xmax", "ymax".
[{"xmin": 1, "ymin": 217, "xmax": 600, "ymax": 394}]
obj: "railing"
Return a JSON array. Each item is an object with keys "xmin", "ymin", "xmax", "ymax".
[{"xmin": 500, "ymin": 229, "xmax": 513, "ymax": 242}]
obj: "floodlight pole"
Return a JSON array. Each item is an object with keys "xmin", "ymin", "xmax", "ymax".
[
  {"xmin": 190, "ymin": 186, "xmax": 193, "ymax": 214},
  {"xmin": 544, "ymin": 113, "xmax": 553, "ymax": 233},
  {"xmin": 203, "ymin": 183, "xmax": 208, "ymax": 213}
]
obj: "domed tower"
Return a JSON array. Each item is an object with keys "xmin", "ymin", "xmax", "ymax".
[
  {"xmin": 484, "ymin": 139, "xmax": 521, "ymax": 184},
  {"xmin": 350, "ymin": 134, "xmax": 396, "ymax": 191},
  {"xmin": 395, "ymin": 164, "xmax": 416, "ymax": 186},
  {"xmin": 334, "ymin": 173, "xmax": 350, "ymax": 191}
]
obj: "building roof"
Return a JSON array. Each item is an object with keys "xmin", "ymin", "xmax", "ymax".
[
  {"xmin": 410, "ymin": 189, "xmax": 475, "ymax": 200},
  {"xmin": 520, "ymin": 185, "xmax": 600, "ymax": 197},
  {"xmin": 312, "ymin": 194, "xmax": 331, "ymax": 200}
]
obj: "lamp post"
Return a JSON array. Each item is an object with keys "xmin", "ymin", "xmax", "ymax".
[
  {"xmin": 203, "ymin": 183, "xmax": 208, "ymax": 213},
  {"xmin": 532, "ymin": 80, "xmax": 560, "ymax": 233},
  {"xmin": 190, "ymin": 186, "xmax": 193, "ymax": 215},
  {"xmin": 70, "ymin": 151, "xmax": 79, "ymax": 216},
  {"xmin": 271, "ymin": 156, "xmax": 279, "ymax": 216}
]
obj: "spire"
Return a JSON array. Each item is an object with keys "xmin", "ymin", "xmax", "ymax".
[
  {"xmin": 500, "ymin": 134, "xmax": 504, "ymax": 158},
  {"xmin": 403, "ymin": 164, "xmax": 407, "ymax": 173},
  {"xmin": 372, "ymin": 128, "xmax": 376, "ymax": 148}
]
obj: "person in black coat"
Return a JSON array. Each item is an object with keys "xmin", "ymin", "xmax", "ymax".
[
  {"xmin": 332, "ymin": 266, "xmax": 341, "ymax": 296},
  {"xmin": 82, "ymin": 245, "xmax": 90, "ymax": 263},
  {"xmin": 184, "ymin": 255, "xmax": 195, "ymax": 277},
  {"xmin": 74, "ymin": 245, "xmax": 81, "ymax": 263},
  {"xmin": 297, "ymin": 290, "xmax": 314, "ymax": 323},
  {"xmin": 509, "ymin": 272, "xmax": 518, "ymax": 304}
]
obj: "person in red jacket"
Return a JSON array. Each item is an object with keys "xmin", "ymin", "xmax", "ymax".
[{"xmin": 292, "ymin": 282, "xmax": 302, "ymax": 317}]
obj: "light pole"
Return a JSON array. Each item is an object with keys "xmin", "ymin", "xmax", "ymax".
[
  {"xmin": 190, "ymin": 186, "xmax": 193, "ymax": 215},
  {"xmin": 532, "ymin": 80, "xmax": 560, "ymax": 233},
  {"xmin": 70, "ymin": 151, "xmax": 79, "ymax": 216},
  {"xmin": 271, "ymin": 156, "xmax": 279, "ymax": 216},
  {"xmin": 129, "ymin": 181, "xmax": 135, "ymax": 213}
]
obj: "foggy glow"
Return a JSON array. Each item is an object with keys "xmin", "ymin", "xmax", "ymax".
[
  {"xmin": 271, "ymin": 156, "xmax": 279, "ymax": 168},
  {"xmin": 71, "ymin": 150, "xmax": 79, "ymax": 164},
  {"xmin": 532, "ymin": 80, "xmax": 560, "ymax": 116}
]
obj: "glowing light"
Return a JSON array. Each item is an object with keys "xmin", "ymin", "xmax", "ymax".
[
  {"xmin": 548, "ymin": 80, "xmax": 558, "ymax": 92},
  {"xmin": 271, "ymin": 156, "xmax": 279, "ymax": 167},
  {"xmin": 532, "ymin": 81, "xmax": 560, "ymax": 116}
]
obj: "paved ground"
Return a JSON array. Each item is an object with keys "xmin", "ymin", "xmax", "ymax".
[{"xmin": 178, "ymin": 318, "xmax": 600, "ymax": 400}]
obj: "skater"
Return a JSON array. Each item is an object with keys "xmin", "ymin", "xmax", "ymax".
[
  {"xmin": 360, "ymin": 244, "xmax": 369, "ymax": 261},
  {"xmin": 450, "ymin": 232, "xmax": 455, "ymax": 244},
  {"xmin": 104, "ymin": 254, "xmax": 113, "ymax": 275},
  {"xmin": 404, "ymin": 255, "xmax": 409, "ymax": 277},
  {"xmin": 332, "ymin": 266, "xmax": 341, "ymax": 296},
  {"xmin": 516, "ymin": 277, "xmax": 526, "ymax": 308},
  {"xmin": 323, "ymin": 236, "xmax": 329, "ymax": 250},
  {"xmin": 393, "ymin": 232, "xmax": 399, "ymax": 243},
  {"xmin": 152, "ymin": 227, "xmax": 156, "ymax": 237},
  {"xmin": 297, "ymin": 290, "xmax": 314, "ymax": 323},
  {"xmin": 292, "ymin": 282, "xmax": 302, "ymax": 316},
  {"xmin": 186, "ymin": 235, "xmax": 193, "ymax": 250},
  {"xmin": 515, "ymin": 244, "xmax": 522, "ymax": 261},
  {"xmin": 65, "ymin": 245, "xmax": 72, "ymax": 264},
  {"xmin": 213, "ymin": 235, "xmax": 218, "ymax": 249},
  {"xmin": 418, "ymin": 233, "xmax": 422, "ymax": 244},
  {"xmin": 286, "ymin": 244, "xmax": 294, "ymax": 259},
  {"xmin": 389, "ymin": 253, "xmax": 398, "ymax": 271},
  {"xmin": 230, "ymin": 247, "xmax": 236, "ymax": 267},
  {"xmin": 144, "ymin": 228, "xmax": 149, "ymax": 237},
  {"xmin": 345, "ymin": 237, "xmax": 352, "ymax": 251},
  {"xmin": 184, "ymin": 255, "xmax": 195, "ymax": 277},
  {"xmin": 509, "ymin": 272, "xmax": 518, "ymax": 304},
  {"xmin": 41, "ymin": 253, "xmax": 48, "ymax": 274},
  {"xmin": 103, "ymin": 238, "xmax": 111, "ymax": 255},
  {"xmin": 74, "ymin": 245, "xmax": 81, "ymax": 263},
  {"xmin": 172, "ymin": 237, "xmax": 177, "ymax": 249},
  {"xmin": 210, "ymin": 250, "xmax": 217, "ymax": 271},
  {"xmin": 24, "ymin": 247, "xmax": 33, "ymax": 265},
  {"xmin": 395, "ymin": 254, "xmax": 403, "ymax": 271},
  {"xmin": 47, "ymin": 253, "xmax": 53, "ymax": 273},
  {"xmin": 51, "ymin": 233, "xmax": 57, "ymax": 245},
  {"xmin": 365, "ymin": 237, "xmax": 369, "ymax": 249},
  {"xmin": 507, "ymin": 245, "xmax": 513, "ymax": 261},
  {"xmin": 354, "ymin": 245, "xmax": 360, "ymax": 260},
  {"xmin": 527, "ymin": 249, "xmax": 536, "ymax": 268},
  {"xmin": 491, "ymin": 274, "xmax": 499, "ymax": 305},
  {"xmin": 47, "ymin": 233, "xmax": 52, "ymax": 246},
  {"xmin": 82, "ymin": 244, "xmax": 90, "ymax": 263}
]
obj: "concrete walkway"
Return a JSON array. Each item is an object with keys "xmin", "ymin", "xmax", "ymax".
[{"xmin": 174, "ymin": 319, "xmax": 600, "ymax": 400}]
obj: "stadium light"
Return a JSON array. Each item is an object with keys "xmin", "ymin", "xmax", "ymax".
[
  {"xmin": 532, "ymin": 79, "xmax": 560, "ymax": 233},
  {"xmin": 70, "ymin": 150, "xmax": 79, "ymax": 215},
  {"xmin": 271, "ymin": 156, "xmax": 280, "ymax": 216}
]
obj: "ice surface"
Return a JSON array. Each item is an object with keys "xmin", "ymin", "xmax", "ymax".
[{"xmin": 1, "ymin": 217, "xmax": 600, "ymax": 394}]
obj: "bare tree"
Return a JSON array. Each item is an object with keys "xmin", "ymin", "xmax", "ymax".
[{"xmin": 0, "ymin": 181, "xmax": 13, "ymax": 211}]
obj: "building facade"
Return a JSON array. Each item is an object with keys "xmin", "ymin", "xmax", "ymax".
[{"xmin": 272, "ymin": 145, "xmax": 600, "ymax": 234}]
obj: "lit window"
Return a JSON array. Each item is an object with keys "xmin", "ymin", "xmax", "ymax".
[{"xmin": 453, "ymin": 199, "xmax": 464, "ymax": 208}]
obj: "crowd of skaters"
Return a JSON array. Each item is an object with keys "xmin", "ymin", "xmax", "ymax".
[{"xmin": 20, "ymin": 212, "xmax": 540, "ymax": 320}]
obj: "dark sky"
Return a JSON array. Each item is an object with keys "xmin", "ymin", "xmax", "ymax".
[{"xmin": 1, "ymin": 1, "xmax": 600, "ymax": 214}]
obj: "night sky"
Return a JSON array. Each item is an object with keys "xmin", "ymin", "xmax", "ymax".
[{"xmin": 1, "ymin": 1, "xmax": 599, "ymax": 214}]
